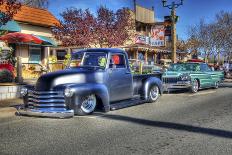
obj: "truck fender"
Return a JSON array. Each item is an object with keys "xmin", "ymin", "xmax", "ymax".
[
  {"xmin": 143, "ymin": 77, "xmax": 163, "ymax": 100},
  {"xmin": 68, "ymin": 83, "xmax": 110, "ymax": 112}
]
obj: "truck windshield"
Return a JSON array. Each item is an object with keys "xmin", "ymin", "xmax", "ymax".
[
  {"xmin": 168, "ymin": 63, "xmax": 200, "ymax": 71},
  {"xmin": 80, "ymin": 52, "xmax": 107, "ymax": 68}
]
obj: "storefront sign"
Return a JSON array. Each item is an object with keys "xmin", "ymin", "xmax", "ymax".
[
  {"xmin": 135, "ymin": 35, "xmax": 149, "ymax": 45},
  {"xmin": 150, "ymin": 25, "xmax": 165, "ymax": 47},
  {"xmin": 150, "ymin": 38, "xmax": 165, "ymax": 46},
  {"xmin": 135, "ymin": 35, "xmax": 165, "ymax": 47}
]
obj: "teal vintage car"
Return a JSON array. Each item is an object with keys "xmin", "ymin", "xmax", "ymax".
[{"xmin": 162, "ymin": 62, "xmax": 224, "ymax": 93}]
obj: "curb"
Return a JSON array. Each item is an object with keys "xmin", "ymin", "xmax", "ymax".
[{"xmin": 0, "ymin": 107, "xmax": 18, "ymax": 118}]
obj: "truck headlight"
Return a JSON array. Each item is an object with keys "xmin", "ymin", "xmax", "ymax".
[
  {"xmin": 64, "ymin": 88, "xmax": 74, "ymax": 97},
  {"xmin": 20, "ymin": 87, "xmax": 28, "ymax": 96}
]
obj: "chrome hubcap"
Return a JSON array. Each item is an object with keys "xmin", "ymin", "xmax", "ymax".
[
  {"xmin": 81, "ymin": 95, "xmax": 96, "ymax": 113},
  {"xmin": 193, "ymin": 80, "xmax": 198, "ymax": 92},
  {"xmin": 150, "ymin": 86, "xmax": 159, "ymax": 101},
  {"xmin": 215, "ymin": 82, "xmax": 219, "ymax": 88}
]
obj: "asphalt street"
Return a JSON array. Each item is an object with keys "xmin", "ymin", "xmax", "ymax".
[{"xmin": 0, "ymin": 83, "xmax": 232, "ymax": 155}]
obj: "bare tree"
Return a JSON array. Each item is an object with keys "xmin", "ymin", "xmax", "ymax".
[
  {"xmin": 22, "ymin": 0, "xmax": 49, "ymax": 9},
  {"xmin": 187, "ymin": 12, "xmax": 232, "ymax": 63},
  {"xmin": 0, "ymin": 0, "xmax": 21, "ymax": 26}
]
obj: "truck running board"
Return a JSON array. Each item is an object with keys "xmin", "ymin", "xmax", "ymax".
[{"xmin": 110, "ymin": 99, "xmax": 146, "ymax": 111}]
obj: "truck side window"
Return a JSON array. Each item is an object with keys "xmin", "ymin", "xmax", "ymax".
[{"xmin": 110, "ymin": 54, "xmax": 126, "ymax": 68}]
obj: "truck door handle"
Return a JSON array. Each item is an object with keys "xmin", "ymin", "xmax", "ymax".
[{"xmin": 125, "ymin": 71, "xmax": 131, "ymax": 74}]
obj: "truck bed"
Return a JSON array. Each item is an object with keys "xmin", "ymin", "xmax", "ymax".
[{"xmin": 132, "ymin": 73, "xmax": 162, "ymax": 96}]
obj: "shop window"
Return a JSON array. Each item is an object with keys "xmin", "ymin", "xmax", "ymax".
[
  {"xmin": 29, "ymin": 46, "xmax": 41, "ymax": 63},
  {"xmin": 56, "ymin": 50, "xmax": 67, "ymax": 60}
]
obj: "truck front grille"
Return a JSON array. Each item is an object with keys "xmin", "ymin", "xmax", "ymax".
[
  {"xmin": 28, "ymin": 91, "xmax": 66, "ymax": 109},
  {"xmin": 162, "ymin": 77, "xmax": 181, "ymax": 84}
]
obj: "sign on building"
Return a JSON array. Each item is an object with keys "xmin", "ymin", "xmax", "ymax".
[
  {"xmin": 135, "ymin": 34, "xmax": 165, "ymax": 47},
  {"xmin": 150, "ymin": 25, "xmax": 165, "ymax": 47},
  {"xmin": 135, "ymin": 35, "xmax": 149, "ymax": 45}
]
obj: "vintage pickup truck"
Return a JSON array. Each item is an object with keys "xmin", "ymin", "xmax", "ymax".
[
  {"xmin": 19, "ymin": 48, "xmax": 163, "ymax": 118},
  {"xmin": 163, "ymin": 62, "xmax": 224, "ymax": 93}
]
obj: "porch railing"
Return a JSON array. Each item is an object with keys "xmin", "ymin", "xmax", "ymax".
[
  {"xmin": 21, "ymin": 62, "xmax": 66, "ymax": 79},
  {"xmin": 48, "ymin": 62, "xmax": 65, "ymax": 72},
  {"xmin": 22, "ymin": 63, "xmax": 47, "ymax": 79}
]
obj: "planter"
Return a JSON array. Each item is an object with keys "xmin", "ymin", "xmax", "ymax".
[{"xmin": 0, "ymin": 83, "xmax": 23, "ymax": 100}]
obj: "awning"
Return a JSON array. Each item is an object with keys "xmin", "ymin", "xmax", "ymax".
[
  {"xmin": 35, "ymin": 35, "xmax": 57, "ymax": 47},
  {"xmin": 0, "ymin": 32, "xmax": 42, "ymax": 44},
  {"xmin": 0, "ymin": 20, "xmax": 21, "ymax": 32},
  {"xmin": 0, "ymin": 33, "xmax": 57, "ymax": 47}
]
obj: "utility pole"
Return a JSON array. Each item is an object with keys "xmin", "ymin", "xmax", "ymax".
[{"xmin": 162, "ymin": 0, "xmax": 184, "ymax": 63}]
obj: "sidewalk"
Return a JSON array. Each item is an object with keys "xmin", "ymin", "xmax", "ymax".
[
  {"xmin": 224, "ymin": 78, "xmax": 232, "ymax": 83},
  {"xmin": 0, "ymin": 98, "xmax": 23, "ymax": 108},
  {"xmin": 0, "ymin": 98, "xmax": 23, "ymax": 119}
]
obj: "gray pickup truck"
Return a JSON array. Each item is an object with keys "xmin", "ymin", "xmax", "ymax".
[{"xmin": 19, "ymin": 48, "xmax": 163, "ymax": 118}]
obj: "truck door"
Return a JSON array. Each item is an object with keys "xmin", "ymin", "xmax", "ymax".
[{"xmin": 108, "ymin": 53, "xmax": 133, "ymax": 102}]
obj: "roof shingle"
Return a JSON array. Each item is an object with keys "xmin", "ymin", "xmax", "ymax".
[{"xmin": 0, "ymin": 4, "xmax": 59, "ymax": 27}]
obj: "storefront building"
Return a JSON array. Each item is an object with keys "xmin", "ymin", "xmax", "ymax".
[
  {"xmin": 0, "ymin": 5, "xmax": 58, "ymax": 66},
  {"xmin": 120, "ymin": 4, "xmax": 172, "ymax": 65}
]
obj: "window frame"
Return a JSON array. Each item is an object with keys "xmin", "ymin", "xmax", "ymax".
[
  {"xmin": 29, "ymin": 45, "xmax": 41, "ymax": 63},
  {"xmin": 109, "ymin": 53, "xmax": 127, "ymax": 69}
]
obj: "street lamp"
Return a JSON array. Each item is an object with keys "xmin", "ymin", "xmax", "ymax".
[{"xmin": 162, "ymin": 0, "xmax": 184, "ymax": 63}]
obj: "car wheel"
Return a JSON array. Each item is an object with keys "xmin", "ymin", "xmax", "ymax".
[
  {"xmin": 214, "ymin": 81, "xmax": 219, "ymax": 89},
  {"xmin": 190, "ymin": 79, "xmax": 199, "ymax": 93},
  {"xmin": 74, "ymin": 94, "xmax": 97, "ymax": 116},
  {"xmin": 147, "ymin": 85, "xmax": 159, "ymax": 103}
]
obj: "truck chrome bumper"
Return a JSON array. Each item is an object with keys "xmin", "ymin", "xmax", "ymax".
[{"xmin": 18, "ymin": 108, "xmax": 74, "ymax": 118}]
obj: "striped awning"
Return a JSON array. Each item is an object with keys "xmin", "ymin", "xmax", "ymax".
[
  {"xmin": 35, "ymin": 35, "xmax": 57, "ymax": 47},
  {"xmin": 0, "ymin": 20, "xmax": 21, "ymax": 32}
]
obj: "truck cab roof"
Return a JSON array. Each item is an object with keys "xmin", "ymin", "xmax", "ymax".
[{"xmin": 75, "ymin": 48, "xmax": 126, "ymax": 55}]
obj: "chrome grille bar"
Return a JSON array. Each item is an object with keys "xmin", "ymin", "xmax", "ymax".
[
  {"xmin": 27, "ymin": 90, "xmax": 66, "ymax": 109},
  {"xmin": 162, "ymin": 77, "xmax": 180, "ymax": 84}
]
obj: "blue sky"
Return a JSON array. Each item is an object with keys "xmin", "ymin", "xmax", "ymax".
[{"xmin": 49, "ymin": 0, "xmax": 232, "ymax": 40}]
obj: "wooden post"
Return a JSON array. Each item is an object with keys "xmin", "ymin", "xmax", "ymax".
[
  {"xmin": 145, "ymin": 50, "xmax": 148, "ymax": 64},
  {"xmin": 16, "ymin": 56, "xmax": 23, "ymax": 83},
  {"xmin": 139, "ymin": 61, "xmax": 143, "ymax": 74},
  {"xmin": 154, "ymin": 52, "xmax": 157, "ymax": 64},
  {"xmin": 46, "ymin": 47, "xmax": 50, "ymax": 71},
  {"xmin": 136, "ymin": 49, "xmax": 138, "ymax": 60}
]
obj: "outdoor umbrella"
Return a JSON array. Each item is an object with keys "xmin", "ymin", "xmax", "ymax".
[{"xmin": 0, "ymin": 32, "xmax": 43, "ymax": 44}]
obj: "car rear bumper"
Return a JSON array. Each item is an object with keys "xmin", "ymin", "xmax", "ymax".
[{"xmin": 18, "ymin": 108, "xmax": 74, "ymax": 118}]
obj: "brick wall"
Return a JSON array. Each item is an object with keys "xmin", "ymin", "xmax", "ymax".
[{"xmin": 0, "ymin": 85, "xmax": 22, "ymax": 100}]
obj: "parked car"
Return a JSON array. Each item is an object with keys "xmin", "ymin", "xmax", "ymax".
[
  {"xmin": 19, "ymin": 48, "xmax": 163, "ymax": 118},
  {"xmin": 162, "ymin": 62, "xmax": 224, "ymax": 93},
  {"xmin": 224, "ymin": 63, "xmax": 232, "ymax": 78},
  {"xmin": 160, "ymin": 59, "xmax": 172, "ymax": 68}
]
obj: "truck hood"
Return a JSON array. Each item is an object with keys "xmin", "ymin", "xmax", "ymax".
[{"xmin": 35, "ymin": 67, "xmax": 105, "ymax": 91}]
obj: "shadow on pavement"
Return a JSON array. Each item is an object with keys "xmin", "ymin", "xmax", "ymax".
[
  {"xmin": 219, "ymin": 83, "xmax": 232, "ymax": 88},
  {"xmin": 102, "ymin": 114, "xmax": 232, "ymax": 139}
]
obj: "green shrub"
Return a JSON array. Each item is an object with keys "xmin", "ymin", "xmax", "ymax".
[{"xmin": 0, "ymin": 69, "xmax": 14, "ymax": 83}]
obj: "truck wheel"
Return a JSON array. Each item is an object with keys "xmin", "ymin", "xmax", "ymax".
[
  {"xmin": 190, "ymin": 79, "xmax": 199, "ymax": 93},
  {"xmin": 147, "ymin": 85, "xmax": 159, "ymax": 103},
  {"xmin": 75, "ymin": 94, "xmax": 97, "ymax": 116}
]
